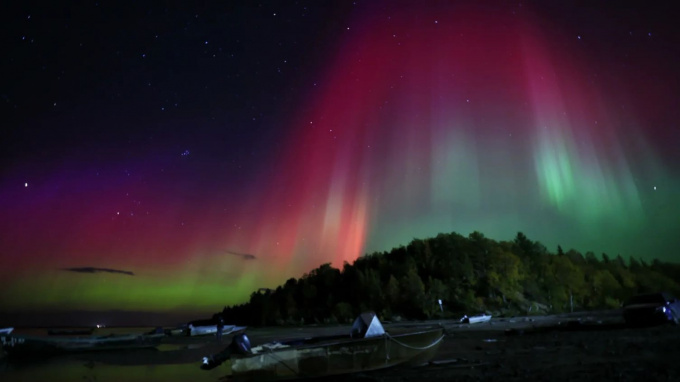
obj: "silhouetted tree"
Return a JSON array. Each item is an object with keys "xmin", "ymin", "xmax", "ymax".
[{"xmin": 212, "ymin": 231, "xmax": 680, "ymax": 326}]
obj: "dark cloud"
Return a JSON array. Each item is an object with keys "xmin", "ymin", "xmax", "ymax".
[
  {"xmin": 224, "ymin": 250, "xmax": 256, "ymax": 260},
  {"xmin": 62, "ymin": 267, "xmax": 135, "ymax": 276}
]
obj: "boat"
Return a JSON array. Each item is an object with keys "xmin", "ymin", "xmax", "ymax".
[
  {"xmin": 0, "ymin": 328, "xmax": 13, "ymax": 335},
  {"xmin": 0, "ymin": 332, "xmax": 164, "ymax": 357},
  {"xmin": 460, "ymin": 313, "xmax": 492, "ymax": 324},
  {"xmin": 185, "ymin": 319, "xmax": 246, "ymax": 337},
  {"xmin": 201, "ymin": 312, "xmax": 445, "ymax": 381},
  {"xmin": 164, "ymin": 325, "xmax": 188, "ymax": 336}
]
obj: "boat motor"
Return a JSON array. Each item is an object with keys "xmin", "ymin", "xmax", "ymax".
[
  {"xmin": 231, "ymin": 333, "xmax": 252, "ymax": 354},
  {"xmin": 201, "ymin": 333, "xmax": 252, "ymax": 370}
]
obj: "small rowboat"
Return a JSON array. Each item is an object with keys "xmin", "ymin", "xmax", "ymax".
[
  {"xmin": 201, "ymin": 312, "xmax": 445, "ymax": 381},
  {"xmin": 189, "ymin": 323, "xmax": 246, "ymax": 337},
  {"xmin": 460, "ymin": 313, "xmax": 492, "ymax": 324}
]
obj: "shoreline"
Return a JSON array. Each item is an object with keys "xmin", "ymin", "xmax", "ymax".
[{"xmin": 3, "ymin": 309, "xmax": 679, "ymax": 381}]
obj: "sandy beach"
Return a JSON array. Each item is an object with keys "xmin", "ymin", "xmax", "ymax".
[{"xmin": 2, "ymin": 310, "xmax": 679, "ymax": 381}]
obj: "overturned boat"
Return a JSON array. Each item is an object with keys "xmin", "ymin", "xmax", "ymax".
[
  {"xmin": 201, "ymin": 312, "xmax": 445, "ymax": 381},
  {"xmin": 183, "ymin": 319, "xmax": 246, "ymax": 337},
  {"xmin": 1, "ymin": 332, "xmax": 164, "ymax": 357},
  {"xmin": 460, "ymin": 313, "xmax": 492, "ymax": 324}
]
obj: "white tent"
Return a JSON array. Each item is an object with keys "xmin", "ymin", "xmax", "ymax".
[{"xmin": 350, "ymin": 312, "xmax": 385, "ymax": 338}]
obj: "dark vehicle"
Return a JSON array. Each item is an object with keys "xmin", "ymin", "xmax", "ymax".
[{"xmin": 623, "ymin": 292, "xmax": 680, "ymax": 326}]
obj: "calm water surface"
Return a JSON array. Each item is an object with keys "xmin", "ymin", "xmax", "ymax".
[
  {"xmin": 1, "ymin": 325, "xmax": 353, "ymax": 382},
  {"xmin": 1, "ymin": 327, "xmax": 228, "ymax": 382}
]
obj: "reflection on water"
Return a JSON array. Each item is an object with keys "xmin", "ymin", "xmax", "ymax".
[
  {"xmin": 1, "ymin": 325, "xmax": 357, "ymax": 382},
  {"xmin": 1, "ymin": 327, "xmax": 227, "ymax": 382},
  {"xmin": 2, "ymin": 358, "xmax": 226, "ymax": 382}
]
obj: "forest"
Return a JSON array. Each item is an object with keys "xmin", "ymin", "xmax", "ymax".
[{"xmin": 216, "ymin": 231, "xmax": 680, "ymax": 326}]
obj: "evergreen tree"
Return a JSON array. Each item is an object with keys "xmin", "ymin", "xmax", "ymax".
[{"xmin": 212, "ymin": 231, "xmax": 680, "ymax": 326}]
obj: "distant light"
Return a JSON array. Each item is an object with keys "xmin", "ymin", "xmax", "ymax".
[
  {"xmin": 577, "ymin": 35, "xmax": 581, "ymax": 40},
  {"xmin": 24, "ymin": 182, "xmax": 28, "ymax": 187},
  {"xmin": 653, "ymin": 186, "xmax": 657, "ymax": 190}
]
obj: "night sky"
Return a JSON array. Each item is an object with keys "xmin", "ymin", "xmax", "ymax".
[{"xmin": 2, "ymin": 1, "xmax": 679, "ymax": 321}]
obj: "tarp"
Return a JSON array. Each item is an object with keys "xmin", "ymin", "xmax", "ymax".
[{"xmin": 350, "ymin": 312, "xmax": 385, "ymax": 338}]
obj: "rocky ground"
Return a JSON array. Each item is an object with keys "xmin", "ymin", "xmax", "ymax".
[
  {"xmin": 169, "ymin": 310, "xmax": 680, "ymax": 381},
  {"xmin": 2, "ymin": 310, "xmax": 679, "ymax": 381},
  {"xmin": 370, "ymin": 312, "xmax": 680, "ymax": 382}
]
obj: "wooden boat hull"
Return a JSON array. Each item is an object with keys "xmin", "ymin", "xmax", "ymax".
[
  {"xmin": 229, "ymin": 327, "xmax": 444, "ymax": 381},
  {"xmin": 1, "ymin": 333, "xmax": 164, "ymax": 357}
]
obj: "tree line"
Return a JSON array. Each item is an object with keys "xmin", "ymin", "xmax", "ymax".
[{"xmin": 215, "ymin": 231, "xmax": 680, "ymax": 326}]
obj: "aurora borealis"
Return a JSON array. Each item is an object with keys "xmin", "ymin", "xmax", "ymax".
[{"xmin": 1, "ymin": 1, "xmax": 678, "ymax": 323}]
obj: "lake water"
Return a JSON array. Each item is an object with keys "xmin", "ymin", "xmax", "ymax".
[
  {"xmin": 1, "ymin": 327, "xmax": 229, "ymax": 382},
  {"xmin": 1, "ymin": 325, "xmax": 355, "ymax": 382}
]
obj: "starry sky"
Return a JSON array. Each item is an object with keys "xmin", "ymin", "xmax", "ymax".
[{"xmin": 1, "ymin": 1, "xmax": 679, "ymax": 322}]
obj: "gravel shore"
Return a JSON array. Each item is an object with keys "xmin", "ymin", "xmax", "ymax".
[{"xmin": 2, "ymin": 310, "xmax": 679, "ymax": 382}]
